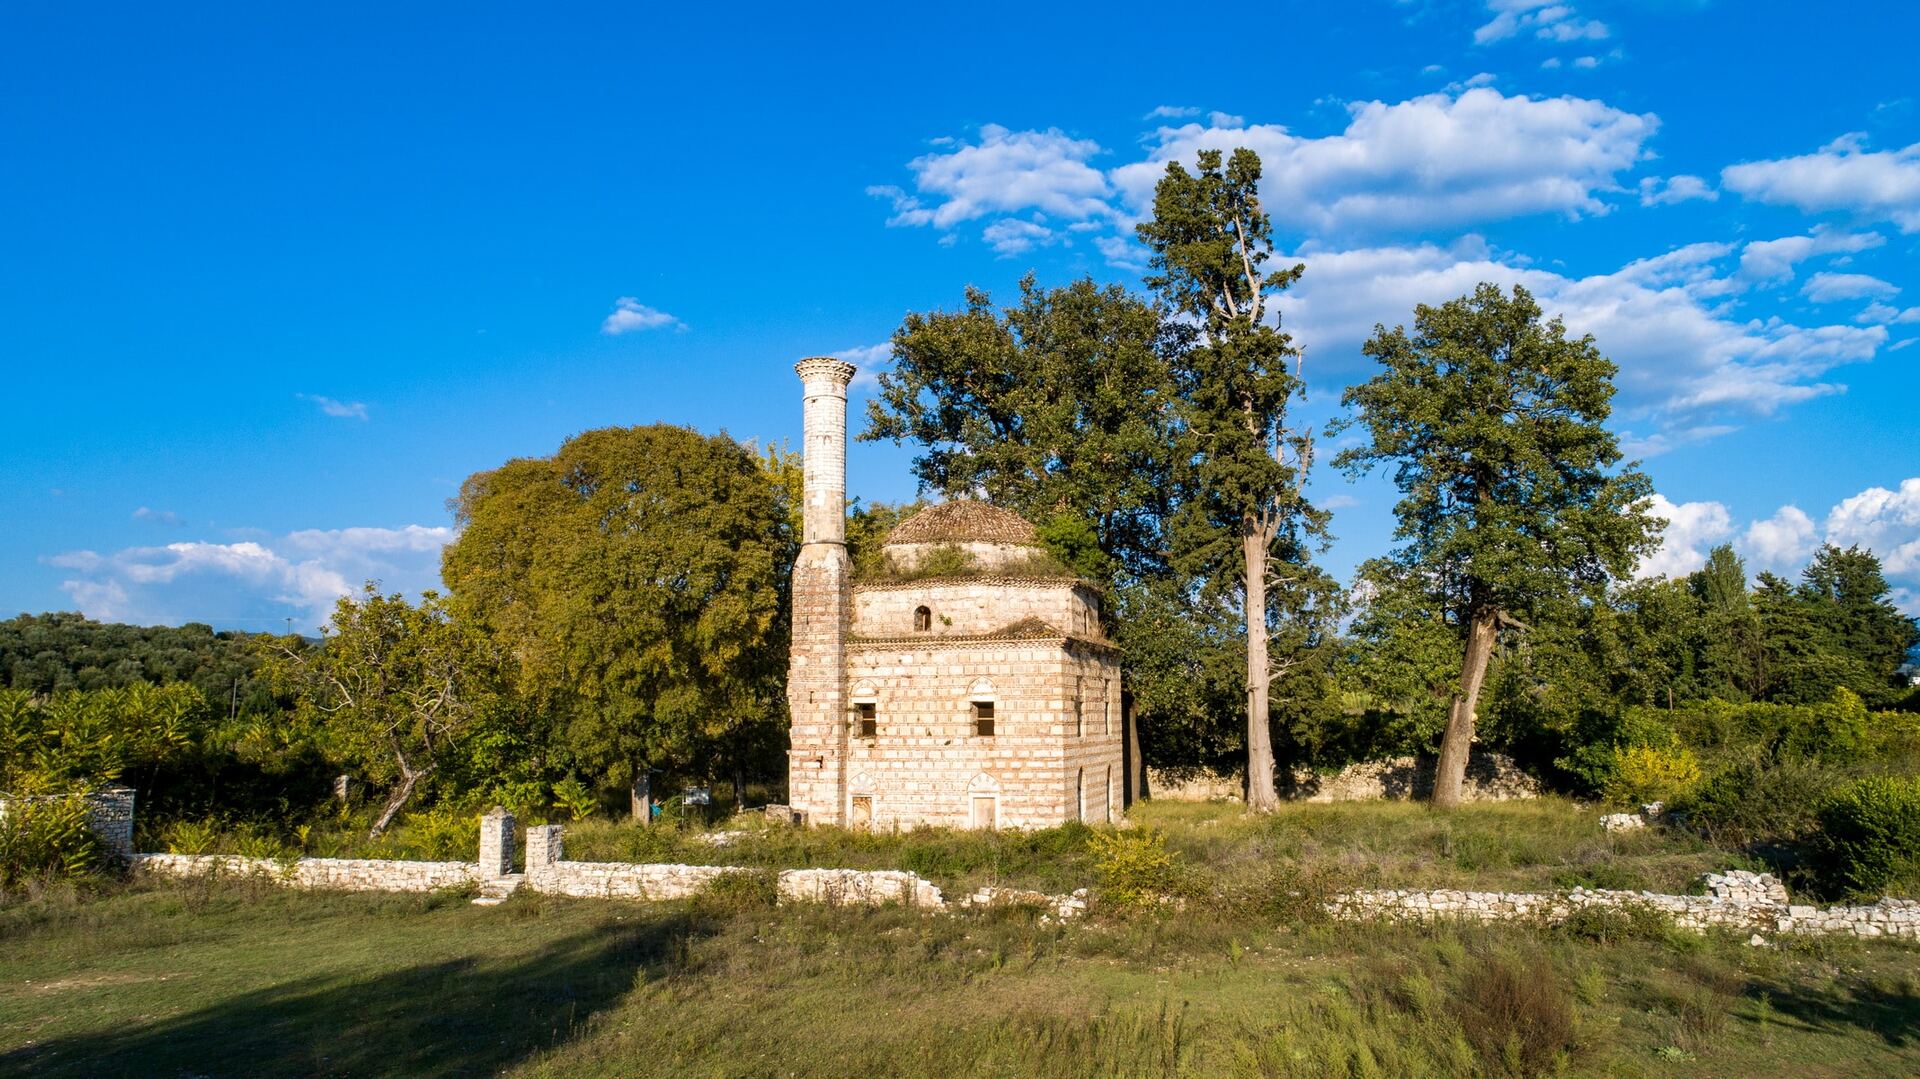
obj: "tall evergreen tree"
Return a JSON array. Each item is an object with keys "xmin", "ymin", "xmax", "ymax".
[
  {"xmin": 1136, "ymin": 147, "xmax": 1333, "ymax": 811},
  {"xmin": 1334, "ymin": 283, "xmax": 1657, "ymax": 809}
]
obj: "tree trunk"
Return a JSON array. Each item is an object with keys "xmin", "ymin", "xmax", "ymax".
[
  {"xmin": 1432, "ymin": 608, "xmax": 1499, "ymax": 810},
  {"xmin": 732, "ymin": 763, "xmax": 746, "ymax": 812},
  {"xmin": 367, "ymin": 764, "xmax": 428, "ymax": 838},
  {"xmin": 630, "ymin": 769, "xmax": 652, "ymax": 824},
  {"xmin": 1243, "ymin": 518, "xmax": 1278, "ymax": 811}
]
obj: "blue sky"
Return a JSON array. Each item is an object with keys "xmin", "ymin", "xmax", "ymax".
[{"xmin": 3, "ymin": 0, "xmax": 1918, "ymax": 632}]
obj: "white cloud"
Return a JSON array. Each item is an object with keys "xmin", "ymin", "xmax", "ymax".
[
  {"xmin": 1735, "ymin": 228, "xmax": 1884, "ymax": 285},
  {"xmin": 1825, "ymin": 478, "xmax": 1920, "ymax": 575},
  {"xmin": 1638, "ymin": 493, "xmax": 1735, "ymax": 579},
  {"xmin": 1740, "ymin": 505, "xmax": 1819, "ymax": 572},
  {"xmin": 297, "ymin": 393, "xmax": 368, "ymax": 420},
  {"xmin": 981, "ymin": 217, "xmax": 1057, "ymax": 256},
  {"xmin": 1637, "ymin": 174, "xmax": 1717, "ymax": 206},
  {"xmin": 46, "ymin": 525, "xmax": 454, "ymax": 632},
  {"xmin": 828, "ymin": 343, "xmax": 894, "ymax": 388},
  {"xmin": 1474, "ymin": 1, "xmax": 1609, "ymax": 45},
  {"xmin": 881, "ymin": 124, "xmax": 1111, "ymax": 232},
  {"xmin": 1110, "ymin": 88, "xmax": 1656, "ymax": 236},
  {"xmin": 132, "ymin": 506, "xmax": 184, "ymax": 527},
  {"xmin": 1146, "ymin": 105, "xmax": 1201, "ymax": 120},
  {"xmin": 879, "ymin": 88, "xmax": 1656, "ymax": 248},
  {"xmin": 601, "ymin": 297, "xmax": 681, "ymax": 334},
  {"xmin": 1723, "ymin": 137, "xmax": 1920, "ymax": 233},
  {"xmin": 1801, "ymin": 271, "xmax": 1899, "ymax": 303},
  {"xmin": 1855, "ymin": 303, "xmax": 1920, "ymax": 325},
  {"xmin": 1270, "ymin": 236, "xmax": 1886, "ymax": 423}
]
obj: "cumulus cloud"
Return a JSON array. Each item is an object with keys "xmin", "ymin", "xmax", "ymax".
[
  {"xmin": 46, "ymin": 525, "xmax": 454, "ymax": 632},
  {"xmin": 1638, "ymin": 493, "xmax": 1735, "ymax": 579},
  {"xmin": 1110, "ymin": 88, "xmax": 1656, "ymax": 236},
  {"xmin": 877, "ymin": 88, "xmax": 1657, "ymax": 248},
  {"xmin": 877, "ymin": 124, "xmax": 1111, "ymax": 232},
  {"xmin": 1735, "ymin": 228, "xmax": 1884, "ymax": 285},
  {"xmin": 827, "ymin": 342, "xmax": 894, "ymax": 388},
  {"xmin": 1268, "ymin": 236, "xmax": 1886, "ymax": 424},
  {"xmin": 981, "ymin": 217, "xmax": 1057, "ymax": 256},
  {"xmin": 601, "ymin": 297, "xmax": 681, "ymax": 334},
  {"xmin": 1637, "ymin": 174, "xmax": 1717, "ymax": 206},
  {"xmin": 1474, "ymin": 1, "xmax": 1610, "ymax": 45},
  {"xmin": 297, "ymin": 393, "xmax": 368, "ymax": 420},
  {"xmin": 1723, "ymin": 136, "xmax": 1920, "ymax": 233},
  {"xmin": 1801, "ymin": 272, "xmax": 1899, "ymax": 303},
  {"xmin": 1637, "ymin": 481, "xmax": 1920, "ymax": 615},
  {"xmin": 1825, "ymin": 478, "xmax": 1920, "ymax": 576},
  {"xmin": 1740, "ymin": 505, "xmax": 1820, "ymax": 572}
]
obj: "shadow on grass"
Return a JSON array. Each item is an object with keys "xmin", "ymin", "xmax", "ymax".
[
  {"xmin": 1, "ymin": 910, "xmax": 711, "ymax": 1078},
  {"xmin": 1755, "ymin": 972, "xmax": 1920, "ymax": 1048}
]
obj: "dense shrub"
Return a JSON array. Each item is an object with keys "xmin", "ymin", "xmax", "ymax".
[
  {"xmin": 1087, "ymin": 828, "xmax": 1189, "ymax": 911},
  {"xmin": 1603, "ymin": 744, "xmax": 1701, "ymax": 806},
  {"xmin": 0, "ymin": 794, "xmax": 103, "ymax": 890},
  {"xmin": 1450, "ymin": 950, "xmax": 1580, "ymax": 1077},
  {"xmin": 1680, "ymin": 754, "xmax": 1843, "ymax": 849},
  {"xmin": 1813, "ymin": 775, "xmax": 1920, "ymax": 899}
]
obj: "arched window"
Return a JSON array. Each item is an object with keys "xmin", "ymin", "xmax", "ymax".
[
  {"xmin": 913, "ymin": 605, "xmax": 932, "ymax": 632},
  {"xmin": 968, "ymin": 678, "xmax": 997, "ymax": 737}
]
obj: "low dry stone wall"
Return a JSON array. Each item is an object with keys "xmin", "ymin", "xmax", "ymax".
[
  {"xmin": 777, "ymin": 867, "xmax": 944, "ymax": 908},
  {"xmin": 529, "ymin": 861, "xmax": 745, "ymax": 900},
  {"xmin": 134, "ymin": 853, "xmax": 482, "ymax": 891},
  {"xmin": 1289, "ymin": 753, "xmax": 1543, "ymax": 803},
  {"xmin": 1330, "ymin": 870, "xmax": 1920, "ymax": 941}
]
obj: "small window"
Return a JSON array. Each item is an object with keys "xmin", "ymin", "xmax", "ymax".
[
  {"xmin": 1074, "ymin": 676, "xmax": 1085, "ymax": 737},
  {"xmin": 913, "ymin": 605, "xmax": 932, "ymax": 632},
  {"xmin": 972, "ymin": 700, "xmax": 995, "ymax": 737},
  {"xmin": 854, "ymin": 702, "xmax": 876, "ymax": 738}
]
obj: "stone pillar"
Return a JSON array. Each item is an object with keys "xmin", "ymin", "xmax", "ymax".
[
  {"xmin": 525, "ymin": 824, "xmax": 563, "ymax": 874},
  {"xmin": 478, "ymin": 806, "xmax": 515, "ymax": 878},
  {"xmin": 788, "ymin": 357, "xmax": 856, "ymax": 826},
  {"xmin": 86, "ymin": 785, "xmax": 136, "ymax": 861}
]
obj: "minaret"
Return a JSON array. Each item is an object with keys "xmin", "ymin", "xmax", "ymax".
[{"xmin": 787, "ymin": 357, "xmax": 856, "ymax": 825}]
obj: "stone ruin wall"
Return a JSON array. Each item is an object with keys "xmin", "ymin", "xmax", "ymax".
[
  {"xmin": 839, "ymin": 636, "xmax": 1123, "ymax": 829},
  {"xmin": 853, "ymin": 579, "xmax": 1101, "ymax": 639}
]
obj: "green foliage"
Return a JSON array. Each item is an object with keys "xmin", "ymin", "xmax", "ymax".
[
  {"xmin": 1087, "ymin": 827, "xmax": 1188, "ymax": 910},
  {"xmin": 551, "ymin": 775, "xmax": 598, "ymax": 822},
  {"xmin": 0, "ymin": 682, "xmax": 211, "ymax": 793},
  {"xmin": 0, "ymin": 612, "xmax": 284, "ymax": 713},
  {"xmin": 1603, "ymin": 744, "xmax": 1702, "ymax": 806},
  {"xmin": 0, "ymin": 793, "xmax": 102, "ymax": 890},
  {"xmin": 1334, "ymin": 283, "xmax": 1658, "ymax": 625},
  {"xmin": 693, "ymin": 868, "xmax": 778, "ymax": 914},
  {"xmin": 1814, "ymin": 775, "xmax": 1920, "ymax": 899},
  {"xmin": 442, "ymin": 424, "xmax": 793, "ymax": 796},
  {"xmin": 262, "ymin": 587, "xmax": 499, "ymax": 836},
  {"xmin": 863, "ymin": 274, "xmax": 1181, "ymax": 588}
]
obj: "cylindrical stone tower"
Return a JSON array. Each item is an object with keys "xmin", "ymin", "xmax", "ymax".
[{"xmin": 787, "ymin": 357, "xmax": 857, "ymax": 825}]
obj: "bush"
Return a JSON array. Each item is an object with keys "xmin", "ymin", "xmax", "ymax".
[
  {"xmin": 1087, "ymin": 828, "xmax": 1188, "ymax": 911},
  {"xmin": 1450, "ymin": 951, "xmax": 1580, "ymax": 1077},
  {"xmin": 693, "ymin": 869, "xmax": 778, "ymax": 914},
  {"xmin": 1813, "ymin": 775, "xmax": 1920, "ymax": 899},
  {"xmin": 0, "ymin": 793, "xmax": 103, "ymax": 890},
  {"xmin": 1603, "ymin": 744, "xmax": 1701, "ymax": 806},
  {"xmin": 1681, "ymin": 754, "xmax": 1844, "ymax": 849}
]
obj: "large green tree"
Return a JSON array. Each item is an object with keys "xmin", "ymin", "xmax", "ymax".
[
  {"xmin": 864, "ymin": 274, "xmax": 1181, "ymax": 583},
  {"xmin": 1334, "ymin": 283, "xmax": 1657, "ymax": 809},
  {"xmin": 264, "ymin": 587, "xmax": 497, "ymax": 836},
  {"xmin": 1136, "ymin": 147, "xmax": 1332, "ymax": 810},
  {"xmin": 441, "ymin": 425, "xmax": 794, "ymax": 817}
]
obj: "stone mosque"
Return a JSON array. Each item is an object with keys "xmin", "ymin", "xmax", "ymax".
[{"xmin": 785, "ymin": 358, "xmax": 1128, "ymax": 830}]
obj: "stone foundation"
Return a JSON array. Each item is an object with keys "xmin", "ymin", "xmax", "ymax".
[
  {"xmin": 134, "ymin": 853, "xmax": 483, "ymax": 891},
  {"xmin": 1287, "ymin": 753, "xmax": 1543, "ymax": 803}
]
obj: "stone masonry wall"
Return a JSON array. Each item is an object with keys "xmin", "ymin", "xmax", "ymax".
[
  {"xmin": 1330, "ymin": 871, "xmax": 1920, "ymax": 941},
  {"xmin": 854, "ymin": 579, "xmax": 1101, "ymax": 639},
  {"xmin": 841, "ymin": 636, "xmax": 1123, "ymax": 829},
  {"xmin": 134, "ymin": 853, "xmax": 483, "ymax": 891}
]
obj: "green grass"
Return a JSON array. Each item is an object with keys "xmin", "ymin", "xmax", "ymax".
[
  {"xmin": 557, "ymin": 795, "xmax": 1749, "ymax": 899},
  {"xmin": 2, "ymin": 877, "xmax": 1917, "ymax": 1077}
]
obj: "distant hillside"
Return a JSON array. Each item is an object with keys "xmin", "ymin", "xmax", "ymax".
[{"xmin": 0, "ymin": 612, "xmax": 283, "ymax": 715}]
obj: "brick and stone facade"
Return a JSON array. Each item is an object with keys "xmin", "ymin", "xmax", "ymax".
[{"xmin": 785, "ymin": 359, "xmax": 1126, "ymax": 830}]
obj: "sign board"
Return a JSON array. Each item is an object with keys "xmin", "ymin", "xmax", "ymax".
[{"xmin": 684, "ymin": 786, "xmax": 711, "ymax": 806}]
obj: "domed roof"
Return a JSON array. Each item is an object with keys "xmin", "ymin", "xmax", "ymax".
[{"xmin": 884, "ymin": 500, "xmax": 1039, "ymax": 547}]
